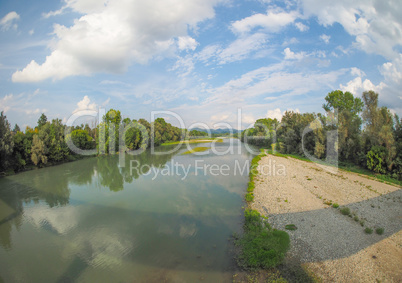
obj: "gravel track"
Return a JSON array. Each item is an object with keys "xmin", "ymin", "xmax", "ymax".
[{"xmin": 252, "ymin": 154, "xmax": 402, "ymax": 282}]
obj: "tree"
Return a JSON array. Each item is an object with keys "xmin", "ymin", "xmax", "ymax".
[
  {"xmin": 323, "ymin": 90, "xmax": 364, "ymax": 115},
  {"xmin": 323, "ymin": 90, "xmax": 364, "ymax": 161},
  {"xmin": 0, "ymin": 112, "xmax": 14, "ymax": 172},
  {"xmin": 13, "ymin": 124, "xmax": 21, "ymax": 133},
  {"xmin": 31, "ymin": 135, "xmax": 47, "ymax": 166},
  {"xmin": 12, "ymin": 131, "xmax": 27, "ymax": 170},
  {"xmin": 361, "ymin": 91, "xmax": 396, "ymax": 170},
  {"xmin": 37, "ymin": 113, "xmax": 48, "ymax": 129},
  {"xmin": 70, "ymin": 129, "xmax": 94, "ymax": 150}
]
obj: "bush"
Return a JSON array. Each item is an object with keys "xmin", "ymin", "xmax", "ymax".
[
  {"xmin": 364, "ymin": 228, "xmax": 373, "ymax": 234},
  {"xmin": 366, "ymin": 146, "xmax": 387, "ymax": 174},
  {"xmin": 285, "ymin": 224, "xmax": 297, "ymax": 231},
  {"xmin": 375, "ymin": 228, "xmax": 384, "ymax": 235},
  {"xmin": 340, "ymin": 207, "xmax": 351, "ymax": 215},
  {"xmin": 245, "ymin": 193, "xmax": 254, "ymax": 202},
  {"xmin": 332, "ymin": 203, "xmax": 339, "ymax": 208},
  {"xmin": 237, "ymin": 209, "xmax": 290, "ymax": 270}
]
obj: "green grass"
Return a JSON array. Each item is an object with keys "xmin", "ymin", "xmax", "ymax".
[
  {"xmin": 245, "ymin": 151, "xmax": 266, "ymax": 203},
  {"xmin": 235, "ymin": 209, "xmax": 290, "ymax": 270},
  {"xmin": 340, "ymin": 207, "xmax": 351, "ymax": 216},
  {"xmin": 161, "ymin": 138, "xmax": 223, "ymax": 146},
  {"xmin": 375, "ymin": 228, "xmax": 384, "ymax": 235},
  {"xmin": 181, "ymin": 146, "xmax": 210, "ymax": 155},
  {"xmin": 364, "ymin": 227, "xmax": 373, "ymax": 234},
  {"xmin": 332, "ymin": 203, "xmax": 339, "ymax": 208}
]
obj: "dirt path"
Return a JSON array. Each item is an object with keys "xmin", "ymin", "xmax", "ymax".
[{"xmin": 252, "ymin": 154, "xmax": 402, "ymax": 282}]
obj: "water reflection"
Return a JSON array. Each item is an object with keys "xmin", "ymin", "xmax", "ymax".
[{"xmin": 0, "ymin": 140, "xmax": 254, "ymax": 282}]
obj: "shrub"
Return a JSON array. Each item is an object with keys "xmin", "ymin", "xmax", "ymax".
[
  {"xmin": 364, "ymin": 228, "xmax": 373, "ymax": 234},
  {"xmin": 375, "ymin": 228, "xmax": 384, "ymax": 235},
  {"xmin": 247, "ymin": 182, "xmax": 255, "ymax": 192},
  {"xmin": 245, "ymin": 193, "xmax": 254, "ymax": 202},
  {"xmin": 285, "ymin": 224, "xmax": 297, "ymax": 231},
  {"xmin": 340, "ymin": 207, "xmax": 351, "ymax": 215},
  {"xmin": 366, "ymin": 146, "xmax": 387, "ymax": 174},
  {"xmin": 332, "ymin": 203, "xmax": 339, "ymax": 208}
]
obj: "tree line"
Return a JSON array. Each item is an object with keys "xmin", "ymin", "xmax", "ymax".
[
  {"xmin": 242, "ymin": 90, "xmax": 402, "ymax": 180},
  {"xmin": 0, "ymin": 109, "xmax": 198, "ymax": 174}
]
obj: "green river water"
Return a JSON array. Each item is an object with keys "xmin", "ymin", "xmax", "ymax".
[{"xmin": 0, "ymin": 139, "xmax": 256, "ymax": 282}]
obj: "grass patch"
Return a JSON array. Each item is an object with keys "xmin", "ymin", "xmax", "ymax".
[
  {"xmin": 340, "ymin": 207, "xmax": 351, "ymax": 216},
  {"xmin": 285, "ymin": 224, "xmax": 297, "ymax": 231},
  {"xmin": 235, "ymin": 209, "xmax": 290, "ymax": 270},
  {"xmin": 332, "ymin": 203, "xmax": 339, "ymax": 208},
  {"xmin": 181, "ymin": 146, "xmax": 210, "ymax": 155},
  {"xmin": 375, "ymin": 228, "xmax": 384, "ymax": 235},
  {"xmin": 364, "ymin": 228, "xmax": 373, "ymax": 234},
  {"xmin": 245, "ymin": 150, "xmax": 266, "ymax": 203}
]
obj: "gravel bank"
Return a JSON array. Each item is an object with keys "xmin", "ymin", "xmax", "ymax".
[{"xmin": 252, "ymin": 154, "xmax": 402, "ymax": 282}]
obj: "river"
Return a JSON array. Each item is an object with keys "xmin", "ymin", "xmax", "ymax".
[{"xmin": 0, "ymin": 138, "xmax": 256, "ymax": 282}]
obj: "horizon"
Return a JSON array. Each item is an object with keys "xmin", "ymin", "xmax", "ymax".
[{"xmin": 0, "ymin": 0, "xmax": 401, "ymax": 129}]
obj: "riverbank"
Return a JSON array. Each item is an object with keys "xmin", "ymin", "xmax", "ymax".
[
  {"xmin": 0, "ymin": 154, "xmax": 96, "ymax": 178},
  {"xmin": 251, "ymin": 153, "xmax": 402, "ymax": 282}
]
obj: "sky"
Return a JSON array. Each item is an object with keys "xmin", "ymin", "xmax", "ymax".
[{"xmin": 0, "ymin": 0, "xmax": 401, "ymax": 130}]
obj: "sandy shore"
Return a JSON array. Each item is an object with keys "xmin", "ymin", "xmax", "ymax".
[{"xmin": 252, "ymin": 153, "xmax": 402, "ymax": 282}]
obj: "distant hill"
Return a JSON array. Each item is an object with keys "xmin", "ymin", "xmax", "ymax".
[{"xmin": 190, "ymin": 127, "xmax": 242, "ymax": 135}]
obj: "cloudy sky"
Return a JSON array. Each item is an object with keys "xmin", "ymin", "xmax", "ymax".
[{"xmin": 0, "ymin": 0, "xmax": 401, "ymax": 129}]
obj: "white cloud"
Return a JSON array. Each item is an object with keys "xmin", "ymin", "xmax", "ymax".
[
  {"xmin": 12, "ymin": 0, "xmax": 222, "ymax": 82},
  {"xmin": 208, "ymin": 62, "xmax": 346, "ymax": 106},
  {"xmin": 73, "ymin": 95, "xmax": 98, "ymax": 113},
  {"xmin": 29, "ymin": 29, "xmax": 34, "ymax": 35},
  {"xmin": 283, "ymin": 47, "xmax": 306, "ymax": 60},
  {"xmin": 295, "ymin": 22, "xmax": 309, "ymax": 32},
  {"xmin": 320, "ymin": 34, "xmax": 330, "ymax": 44},
  {"xmin": 283, "ymin": 37, "xmax": 299, "ymax": 46},
  {"xmin": 350, "ymin": 67, "xmax": 366, "ymax": 77},
  {"xmin": 300, "ymin": 0, "xmax": 402, "ymax": 59},
  {"xmin": 231, "ymin": 8, "xmax": 298, "ymax": 34},
  {"xmin": 170, "ymin": 56, "xmax": 195, "ymax": 77},
  {"xmin": 266, "ymin": 108, "xmax": 300, "ymax": 120},
  {"xmin": 340, "ymin": 77, "xmax": 384, "ymax": 96},
  {"xmin": 189, "ymin": 32, "xmax": 268, "ymax": 66},
  {"xmin": 218, "ymin": 33, "xmax": 268, "ymax": 64},
  {"xmin": 266, "ymin": 108, "xmax": 282, "ymax": 120},
  {"xmin": 177, "ymin": 36, "xmax": 198, "ymax": 51},
  {"xmin": 380, "ymin": 54, "xmax": 402, "ymax": 84},
  {"xmin": 0, "ymin": 11, "xmax": 20, "ymax": 31}
]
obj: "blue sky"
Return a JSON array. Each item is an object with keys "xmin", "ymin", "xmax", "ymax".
[{"xmin": 0, "ymin": 0, "xmax": 401, "ymax": 129}]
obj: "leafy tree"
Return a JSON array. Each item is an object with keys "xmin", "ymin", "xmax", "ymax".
[
  {"xmin": 12, "ymin": 131, "xmax": 27, "ymax": 170},
  {"xmin": 13, "ymin": 124, "xmax": 21, "ymax": 133},
  {"xmin": 323, "ymin": 90, "xmax": 364, "ymax": 161},
  {"xmin": 361, "ymin": 91, "xmax": 396, "ymax": 170},
  {"xmin": 323, "ymin": 90, "xmax": 364, "ymax": 115},
  {"xmin": 0, "ymin": 112, "xmax": 14, "ymax": 172},
  {"xmin": 31, "ymin": 135, "xmax": 47, "ymax": 166},
  {"xmin": 37, "ymin": 113, "xmax": 48, "ymax": 129},
  {"xmin": 70, "ymin": 129, "xmax": 94, "ymax": 150}
]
